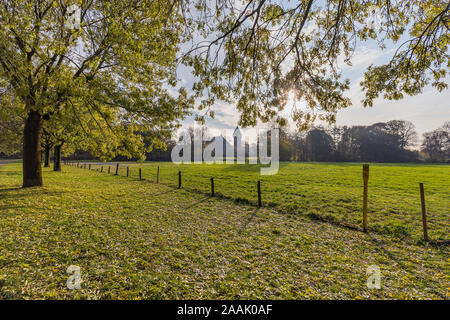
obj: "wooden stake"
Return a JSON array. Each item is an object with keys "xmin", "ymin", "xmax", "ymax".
[
  {"xmin": 115, "ymin": 163, "xmax": 119, "ymax": 175},
  {"xmin": 210, "ymin": 177, "xmax": 214, "ymax": 197},
  {"xmin": 419, "ymin": 183, "xmax": 429, "ymax": 241},
  {"xmin": 178, "ymin": 171, "xmax": 181, "ymax": 189},
  {"xmin": 157, "ymin": 166, "xmax": 159, "ymax": 184},
  {"xmin": 101, "ymin": 166, "xmax": 103, "ymax": 173},
  {"xmin": 139, "ymin": 168, "xmax": 142, "ymax": 180},
  {"xmin": 362, "ymin": 164, "xmax": 369, "ymax": 232},
  {"xmin": 126, "ymin": 166, "xmax": 129, "ymax": 177},
  {"xmin": 108, "ymin": 166, "xmax": 111, "ymax": 174},
  {"xmin": 89, "ymin": 164, "xmax": 91, "ymax": 170},
  {"xmin": 257, "ymin": 180, "xmax": 262, "ymax": 207}
]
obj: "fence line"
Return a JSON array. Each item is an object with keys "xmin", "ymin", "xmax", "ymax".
[{"xmin": 63, "ymin": 160, "xmax": 445, "ymax": 243}]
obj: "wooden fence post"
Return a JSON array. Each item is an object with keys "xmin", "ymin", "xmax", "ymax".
[
  {"xmin": 178, "ymin": 171, "xmax": 181, "ymax": 189},
  {"xmin": 157, "ymin": 166, "xmax": 159, "ymax": 184},
  {"xmin": 115, "ymin": 163, "xmax": 119, "ymax": 175},
  {"xmin": 362, "ymin": 164, "xmax": 369, "ymax": 232},
  {"xmin": 419, "ymin": 183, "xmax": 429, "ymax": 241},
  {"xmin": 101, "ymin": 166, "xmax": 103, "ymax": 173},
  {"xmin": 108, "ymin": 166, "xmax": 111, "ymax": 174},
  {"xmin": 89, "ymin": 164, "xmax": 91, "ymax": 170},
  {"xmin": 127, "ymin": 167, "xmax": 129, "ymax": 177},
  {"xmin": 257, "ymin": 180, "xmax": 262, "ymax": 207},
  {"xmin": 139, "ymin": 168, "xmax": 142, "ymax": 180},
  {"xmin": 210, "ymin": 177, "xmax": 214, "ymax": 197}
]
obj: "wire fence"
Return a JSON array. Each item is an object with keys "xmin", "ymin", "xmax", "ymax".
[{"xmin": 64, "ymin": 160, "xmax": 449, "ymax": 244}]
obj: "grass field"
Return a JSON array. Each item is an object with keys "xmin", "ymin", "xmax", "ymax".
[
  {"xmin": 0, "ymin": 162, "xmax": 448, "ymax": 299},
  {"xmin": 85, "ymin": 161, "xmax": 450, "ymax": 241}
]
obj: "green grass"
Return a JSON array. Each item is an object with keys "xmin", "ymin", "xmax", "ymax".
[
  {"xmin": 0, "ymin": 163, "xmax": 448, "ymax": 299},
  {"xmin": 89, "ymin": 161, "xmax": 450, "ymax": 241}
]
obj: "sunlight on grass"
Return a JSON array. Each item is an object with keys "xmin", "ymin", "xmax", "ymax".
[{"xmin": 0, "ymin": 163, "xmax": 448, "ymax": 299}]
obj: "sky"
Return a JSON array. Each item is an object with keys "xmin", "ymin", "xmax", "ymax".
[{"xmin": 175, "ymin": 3, "xmax": 450, "ymax": 143}]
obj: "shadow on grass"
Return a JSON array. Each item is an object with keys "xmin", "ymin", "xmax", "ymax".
[
  {"xmin": 151, "ymin": 188, "xmax": 178, "ymax": 197},
  {"xmin": 0, "ymin": 170, "xmax": 21, "ymax": 177},
  {"xmin": 302, "ymin": 210, "xmax": 362, "ymax": 232},
  {"xmin": 0, "ymin": 187, "xmax": 22, "ymax": 193},
  {"xmin": 0, "ymin": 205, "xmax": 27, "ymax": 212},
  {"xmin": 366, "ymin": 232, "xmax": 448, "ymax": 299},
  {"xmin": 183, "ymin": 196, "xmax": 212, "ymax": 210},
  {"xmin": 428, "ymin": 239, "xmax": 450, "ymax": 247},
  {"xmin": 239, "ymin": 208, "xmax": 260, "ymax": 233},
  {"xmin": 0, "ymin": 187, "xmax": 68, "ymax": 200}
]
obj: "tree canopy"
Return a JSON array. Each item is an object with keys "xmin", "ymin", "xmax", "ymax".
[
  {"xmin": 0, "ymin": 0, "xmax": 193, "ymax": 186},
  {"xmin": 184, "ymin": 0, "xmax": 449, "ymax": 128}
]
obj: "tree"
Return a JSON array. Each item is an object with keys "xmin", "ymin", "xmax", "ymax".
[
  {"xmin": 0, "ymin": 0, "xmax": 193, "ymax": 187},
  {"xmin": 336, "ymin": 126, "xmax": 364, "ymax": 161},
  {"xmin": 421, "ymin": 122, "xmax": 450, "ymax": 162},
  {"xmin": 3, "ymin": 1, "xmax": 448, "ymax": 187},
  {"xmin": 304, "ymin": 127, "xmax": 334, "ymax": 161},
  {"xmin": 184, "ymin": 0, "xmax": 448, "ymax": 129},
  {"xmin": 0, "ymin": 86, "xmax": 23, "ymax": 157},
  {"xmin": 329, "ymin": 126, "xmax": 344, "ymax": 153},
  {"xmin": 279, "ymin": 127, "xmax": 293, "ymax": 161},
  {"xmin": 359, "ymin": 123, "xmax": 401, "ymax": 162},
  {"xmin": 334, "ymin": 122, "xmax": 418, "ymax": 162},
  {"xmin": 41, "ymin": 129, "xmax": 53, "ymax": 167},
  {"xmin": 147, "ymin": 138, "xmax": 177, "ymax": 161},
  {"xmin": 290, "ymin": 129, "xmax": 307, "ymax": 161},
  {"xmin": 385, "ymin": 120, "xmax": 418, "ymax": 150}
]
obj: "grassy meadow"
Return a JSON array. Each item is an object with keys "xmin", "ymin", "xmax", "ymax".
[
  {"xmin": 0, "ymin": 162, "xmax": 449, "ymax": 299},
  {"xmin": 89, "ymin": 161, "xmax": 450, "ymax": 241}
]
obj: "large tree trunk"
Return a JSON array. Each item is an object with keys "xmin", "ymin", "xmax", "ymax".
[
  {"xmin": 53, "ymin": 145, "xmax": 62, "ymax": 172},
  {"xmin": 44, "ymin": 143, "xmax": 50, "ymax": 167},
  {"xmin": 23, "ymin": 110, "xmax": 43, "ymax": 187}
]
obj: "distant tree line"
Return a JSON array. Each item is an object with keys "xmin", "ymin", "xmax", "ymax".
[
  {"xmin": 7, "ymin": 120, "xmax": 447, "ymax": 164},
  {"xmin": 144, "ymin": 120, "xmax": 449, "ymax": 163},
  {"xmin": 282, "ymin": 120, "xmax": 448, "ymax": 163},
  {"xmin": 280, "ymin": 120, "xmax": 420, "ymax": 162}
]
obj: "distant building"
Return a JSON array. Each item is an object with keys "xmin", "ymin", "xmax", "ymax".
[
  {"xmin": 203, "ymin": 127, "xmax": 249, "ymax": 161},
  {"xmin": 233, "ymin": 126, "xmax": 241, "ymax": 157}
]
